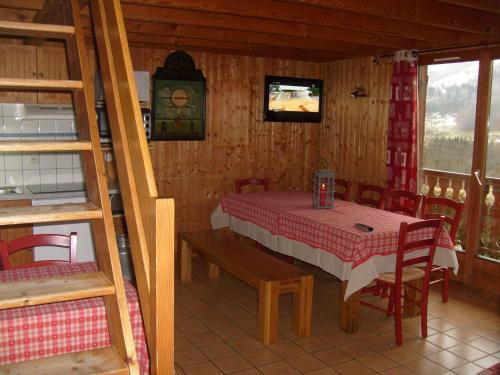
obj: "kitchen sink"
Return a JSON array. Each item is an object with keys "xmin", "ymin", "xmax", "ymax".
[{"xmin": 0, "ymin": 186, "xmax": 25, "ymax": 195}]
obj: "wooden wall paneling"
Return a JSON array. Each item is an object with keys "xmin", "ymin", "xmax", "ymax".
[
  {"xmin": 0, "ymin": 44, "xmax": 37, "ymax": 103},
  {"xmin": 320, "ymin": 57, "xmax": 391, "ymax": 195},
  {"xmin": 126, "ymin": 47, "xmax": 322, "ymax": 234},
  {"xmin": 37, "ymin": 45, "xmax": 72, "ymax": 104}
]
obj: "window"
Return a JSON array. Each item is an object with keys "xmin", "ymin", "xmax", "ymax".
[{"xmin": 423, "ymin": 61, "xmax": 479, "ymax": 174}]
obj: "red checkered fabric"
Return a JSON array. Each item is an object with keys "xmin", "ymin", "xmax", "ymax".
[
  {"xmin": 221, "ymin": 193, "xmax": 453, "ymax": 268},
  {"xmin": 221, "ymin": 192, "xmax": 312, "ymax": 234},
  {"xmin": 0, "ymin": 262, "xmax": 149, "ymax": 374}
]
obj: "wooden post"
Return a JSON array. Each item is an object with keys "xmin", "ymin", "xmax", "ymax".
[
  {"xmin": 292, "ymin": 275, "xmax": 313, "ymax": 338},
  {"xmin": 258, "ymin": 280, "xmax": 279, "ymax": 345},
  {"xmin": 180, "ymin": 240, "xmax": 192, "ymax": 282},
  {"xmin": 464, "ymin": 50, "xmax": 492, "ymax": 287},
  {"xmin": 403, "ymin": 279, "xmax": 422, "ymax": 317},
  {"xmin": 207, "ymin": 261, "xmax": 220, "ymax": 279},
  {"xmin": 339, "ymin": 281, "xmax": 360, "ymax": 333}
]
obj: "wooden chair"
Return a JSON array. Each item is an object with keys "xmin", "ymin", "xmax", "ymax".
[
  {"xmin": 361, "ymin": 218, "xmax": 444, "ymax": 345},
  {"xmin": 0, "ymin": 232, "xmax": 77, "ymax": 270},
  {"xmin": 356, "ymin": 183, "xmax": 386, "ymax": 209},
  {"xmin": 422, "ymin": 197, "xmax": 464, "ymax": 302},
  {"xmin": 385, "ymin": 190, "xmax": 423, "ymax": 218},
  {"xmin": 334, "ymin": 178, "xmax": 352, "ymax": 201},
  {"xmin": 235, "ymin": 177, "xmax": 270, "ymax": 193}
]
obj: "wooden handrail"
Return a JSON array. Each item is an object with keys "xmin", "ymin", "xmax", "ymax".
[{"xmin": 89, "ymin": 0, "xmax": 174, "ymax": 374}]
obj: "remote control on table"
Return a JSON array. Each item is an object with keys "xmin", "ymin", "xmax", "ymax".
[{"xmin": 354, "ymin": 223, "xmax": 374, "ymax": 232}]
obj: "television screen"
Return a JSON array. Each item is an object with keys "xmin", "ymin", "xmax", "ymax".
[{"xmin": 263, "ymin": 75, "xmax": 323, "ymax": 123}]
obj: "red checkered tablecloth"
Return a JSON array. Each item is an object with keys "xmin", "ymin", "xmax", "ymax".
[
  {"xmin": 221, "ymin": 192, "xmax": 454, "ymax": 268},
  {"xmin": 0, "ymin": 262, "xmax": 149, "ymax": 374}
]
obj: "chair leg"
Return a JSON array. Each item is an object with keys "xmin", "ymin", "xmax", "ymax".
[
  {"xmin": 394, "ymin": 287, "xmax": 403, "ymax": 346},
  {"xmin": 386, "ymin": 286, "xmax": 395, "ymax": 316},
  {"xmin": 442, "ymin": 268, "xmax": 449, "ymax": 303},
  {"xmin": 421, "ymin": 292, "xmax": 429, "ymax": 338}
]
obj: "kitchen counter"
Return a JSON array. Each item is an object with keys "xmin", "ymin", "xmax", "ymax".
[{"xmin": 0, "ymin": 182, "xmax": 120, "ymax": 201}]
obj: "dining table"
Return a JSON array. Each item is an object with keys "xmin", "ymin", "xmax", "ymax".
[
  {"xmin": 211, "ymin": 191, "xmax": 457, "ymax": 333},
  {"xmin": 0, "ymin": 262, "xmax": 149, "ymax": 374}
]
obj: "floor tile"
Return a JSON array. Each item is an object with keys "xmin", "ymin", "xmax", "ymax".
[
  {"xmin": 240, "ymin": 348, "xmax": 281, "ymax": 366},
  {"xmin": 474, "ymin": 355, "xmax": 500, "ymax": 369},
  {"xmin": 425, "ymin": 333, "xmax": 461, "ymax": 349},
  {"xmin": 303, "ymin": 368, "xmax": 339, "ymax": 375},
  {"xmin": 381, "ymin": 346, "xmax": 422, "ymax": 364},
  {"xmin": 333, "ymin": 359, "xmax": 374, "ymax": 374},
  {"xmin": 199, "ymin": 342, "xmax": 238, "ymax": 360},
  {"xmin": 402, "ymin": 357, "xmax": 448, "ymax": 375},
  {"xmin": 425, "ymin": 350, "xmax": 468, "ymax": 369},
  {"xmin": 312, "ymin": 347, "xmax": 352, "ymax": 366},
  {"xmin": 357, "ymin": 353, "xmax": 399, "ymax": 371},
  {"xmin": 212, "ymin": 353, "xmax": 253, "ymax": 373},
  {"xmin": 182, "ymin": 361, "xmax": 224, "ymax": 375},
  {"xmin": 270, "ymin": 342, "xmax": 308, "ymax": 359},
  {"xmin": 231, "ymin": 369, "xmax": 264, "ymax": 375},
  {"xmin": 448, "ymin": 344, "xmax": 489, "ymax": 361},
  {"xmin": 286, "ymin": 354, "xmax": 327, "ymax": 373},
  {"xmin": 259, "ymin": 360, "xmax": 301, "ymax": 375},
  {"xmin": 175, "ymin": 347, "xmax": 208, "ymax": 367},
  {"xmin": 468, "ymin": 338, "xmax": 500, "ymax": 354},
  {"xmin": 452, "ymin": 362, "xmax": 484, "ymax": 375},
  {"xmin": 442, "ymin": 327, "xmax": 480, "ymax": 343}
]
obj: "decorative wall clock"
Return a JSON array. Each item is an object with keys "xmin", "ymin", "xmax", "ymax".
[{"xmin": 151, "ymin": 51, "xmax": 206, "ymax": 141}]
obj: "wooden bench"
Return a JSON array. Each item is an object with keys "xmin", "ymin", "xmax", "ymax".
[{"xmin": 178, "ymin": 230, "xmax": 313, "ymax": 345}]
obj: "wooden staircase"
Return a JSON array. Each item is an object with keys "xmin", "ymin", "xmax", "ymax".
[{"xmin": 0, "ymin": 0, "xmax": 139, "ymax": 373}]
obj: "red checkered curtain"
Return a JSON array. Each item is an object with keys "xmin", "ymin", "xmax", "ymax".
[{"xmin": 387, "ymin": 50, "xmax": 418, "ymax": 192}]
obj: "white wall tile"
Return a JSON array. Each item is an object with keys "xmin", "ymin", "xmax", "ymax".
[
  {"xmin": 0, "ymin": 171, "xmax": 5, "ymax": 186},
  {"xmin": 3, "ymin": 104, "xmax": 24, "ymax": 117},
  {"xmin": 22, "ymin": 153, "xmax": 40, "ymax": 170},
  {"xmin": 0, "ymin": 117, "xmax": 3, "ymax": 141},
  {"xmin": 23, "ymin": 170, "xmax": 41, "ymax": 185},
  {"xmin": 40, "ymin": 153, "xmax": 56, "ymax": 170},
  {"xmin": 56, "ymin": 168, "xmax": 73, "ymax": 184},
  {"xmin": 6, "ymin": 170, "xmax": 23, "ymax": 186},
  {"xmin": 40, "ymin": 169, "xmax": 57, "ymax": 185},
  {"xmin": 0, "ymin": 153, "xmax": 4, "ymax": 170},
  {"xmin": 3, "ymin": 117, "xmax": 22, "ymax": 139},
  {"xmin": 39, "ymin": 120, "xmax": 56, "ymax": 138},
  {"xmin": 5, "ymin": 153, "xmax": 22, "ymax": 170},
  {"xmin": 56, "ymin": 153, "xmax": 73, "ymax": 169},
  {"xmin": 73, "ymin": 154, "xmax": 82, "ymax": 168},
  {"xmin": 73, "ymin": 168, "xmax": 84, "ymax": 183},
  {"xmin": 55, "ymin": 119, "xmax": 74, "ymax": 133}
]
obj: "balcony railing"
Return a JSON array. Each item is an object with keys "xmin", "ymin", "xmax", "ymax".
[{"xmin": 421, "ymin": 169, "xmax": 499, "ymax": 262}]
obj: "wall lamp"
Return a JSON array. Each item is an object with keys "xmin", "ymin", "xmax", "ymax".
[{"xmin": 350, "ymin": 87, "xmax": 367, "ymax": 99}]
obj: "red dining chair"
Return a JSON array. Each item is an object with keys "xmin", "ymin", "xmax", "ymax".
[
  {"xmin": 356, "ymin": 183, "xmax": 386, "ymax": 209},
  {"xmin": 235, "ymin": 177, "xmax": 270, "ymax": 193},
  {"xmin": 385, "ymin": 190, "xmax": 423, "ymax": 218},
  {"xmin": 422, "ymin": 196, "xmax": 464, "ymax": 302},
  {"xmin": 0, "ymin": 232, "xmax": 77, "ymax": 270},
  {"xmin": 360, "ymin": 218, "xmax": 444, "ymax": 345},
  {"xmin": 334, "ymin": 178, "xmax": 352, "ymax": 201}
]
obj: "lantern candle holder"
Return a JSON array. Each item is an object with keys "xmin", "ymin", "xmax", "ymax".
[{"xmin": 312, "ymin": 170, "xmax": 334, "ymax": 208}]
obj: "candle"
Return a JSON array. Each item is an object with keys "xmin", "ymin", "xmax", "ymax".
[{"xmin": 319, "ymin": 182, "xmax": 327, "ymax": 206}]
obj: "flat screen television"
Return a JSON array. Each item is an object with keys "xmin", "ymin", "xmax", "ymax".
[{"xmin": 263, "ymin": 75, "xmax": 323, "ymax": 123}]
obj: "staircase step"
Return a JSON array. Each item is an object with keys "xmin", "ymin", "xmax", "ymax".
[
  {"xmin": 0, "ymin": 20, "xmax": 75, "ymax": 39},
  {"xmin": 0, "ymin": 271, "xmax": 114, "ymax": 310},
  {"xmin": 0, "ymin": 141, "xmax": 92, "ymax": 152},
  {"xmin": 0, "ymin": 78, "xmax": 82, "ymax": 91},
  {"xmin": 0, "ymin": 347, "xmax": 128, "ymax": 374},
  {"xmin": 0, "ymin": 203, "xmax": 102, "ymax": 226}
]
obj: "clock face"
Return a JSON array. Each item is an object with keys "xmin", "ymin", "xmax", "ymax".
[{"xmin": 171, "ymin": 88, "xmax": 189, "ymax": 108}]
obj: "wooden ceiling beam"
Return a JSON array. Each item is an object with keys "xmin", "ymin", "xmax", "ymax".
[
  {"xmin": 84, "ymin": 28, "xmax": 346, "ymax": 61},
  {"xmin": 0, "ymin": 0, "xmax": 44, "ymax": 10},
  {"xmin": 284, "ymin": 0, "xmax": 500, "ymax": 35},
  {"xmin": 435, "ymin": 0, "xmax": 500, "ymax": 15},
  {"xmin": 81, "ymin": 17, "xmax": 392, "ymax": 56},
  {"xmin": 119, "ymin": 0, "xmax": 495, "ymax": 44}
]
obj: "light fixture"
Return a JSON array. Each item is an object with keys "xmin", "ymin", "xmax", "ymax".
[{"xmin": 350, "ymin": 87, "xmax": 367, "ymax": 99}]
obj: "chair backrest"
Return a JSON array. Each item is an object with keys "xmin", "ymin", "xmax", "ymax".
[
  {"xmin": 396, "ymin": 218, "xmax": 443, "ymax": 285},
  {"xmin": 334, "ymin": 178, "xmax": 352, "ymax": 201},
  {"xmin": 0, "ymin": 232, "xmax": 77, "ymax": 270},
  {"xmin": 421, "ymin": 197, "xmax": 464, "ymax": 242},
  {"xmin": 386, "ymin": 190, "xmax": 423, "ymax": 218},
  {"xmin": 234, "ymin": 177, "xmax": 270, "ymax": 193},
  {"xmin": 356, "ymin": 183, "xmax": 386, "ymax": 209}
]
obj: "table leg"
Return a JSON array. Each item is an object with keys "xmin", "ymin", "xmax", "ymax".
[
  {"xmin": 403, "ymin": 279, "xmax": 422, "ymax": 317},
  {"xmin": 207, "ymin": 261, "xmax": 220, "ymax": 279},
  {"xmin": 292, "ymin": 275, "xmax": 313, "ymax": 338},
  {"xmin": 258, "ymin": 280, "xmax": 279, "ymax": 345},
  {"xmin": 339, "ymin": 281, "xmax": 360, "ymax": 333},
  {"xmin": 180, "ymin": 240, "xmax": 192, "ymax": 282}
]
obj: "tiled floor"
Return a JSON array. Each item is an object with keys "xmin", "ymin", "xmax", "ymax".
[{"xmin": 174, "ymin": 256, "xmax": 500, "ymax": 375}]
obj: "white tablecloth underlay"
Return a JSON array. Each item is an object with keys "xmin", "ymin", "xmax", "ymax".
[{"xmin": 210, "ymin": 203, "xmax": 459, "ymax": 300}]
